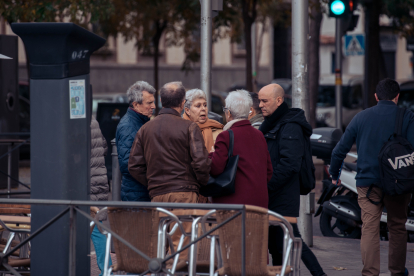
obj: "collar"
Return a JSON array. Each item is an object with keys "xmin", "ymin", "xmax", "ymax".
[
  {"xmin": 249, "ymin": 113, "xmax": 264, "ymax": 124},
  {"xmin": 158, "ymin": 108, "xmax": 181, "ymax": 117},
  {"xmin": 128, "ymin": 108, "xmax": 150, "ymax": 123},
  {"xmin": 223, "ymin": 119, "xmax": 250, "ymax": 131},
  {"xmin": 377, "ymin": 100, "xmax": 397, "ymax": 106}
]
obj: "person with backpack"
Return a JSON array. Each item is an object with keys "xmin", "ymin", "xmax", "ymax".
[
  {"xmin": 330, "ymin": 78, "xmax": 414, "ymax": 276},
  {"xmin": 258, "ymin": 84, "xmax": 326, "ymax": 276}
]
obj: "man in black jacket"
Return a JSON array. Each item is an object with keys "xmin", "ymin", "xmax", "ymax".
[{"xmin": 259, "ymin": 84, "xmax": 326, "ymax": 276}]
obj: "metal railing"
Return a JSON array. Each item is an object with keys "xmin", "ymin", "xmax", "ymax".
[
  {"xmin": 0, "ymin": 198, "xmax": 247, "ymax": 276},
  {"xmin": 0, "ymin": 133, "xmax": 31, "ymax": 198}
]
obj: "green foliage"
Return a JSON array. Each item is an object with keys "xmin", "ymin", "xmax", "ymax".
[
  {"xmin": 383, "ymin": 0, "xmax": 414, "ymax": 37},
  {"xmin": 0, "ymin": 0, "xmax": 113, "ymax": 26}
]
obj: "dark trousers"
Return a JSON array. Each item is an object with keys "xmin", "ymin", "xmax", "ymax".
[{"xmin": 269, "ymin": 224, "xmax": 325, "ymax": 276}]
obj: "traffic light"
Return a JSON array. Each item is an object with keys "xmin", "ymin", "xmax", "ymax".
[{"xmin": 329, "ymin": 0, "xmax": 355, "ymax": 18}]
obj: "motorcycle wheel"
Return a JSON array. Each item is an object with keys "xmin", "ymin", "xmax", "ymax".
[{"xmin": 320, "ymin": 206, "xmax": 361, "ymax": 239}]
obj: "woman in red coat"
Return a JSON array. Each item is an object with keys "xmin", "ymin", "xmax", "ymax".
[{"xmin": 209, "ymin": 90, "xmax": 273, "ymax": 209}]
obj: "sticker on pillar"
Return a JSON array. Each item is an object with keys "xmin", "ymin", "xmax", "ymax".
[{"xmin": 69, "ymin": 80, "xmax": 86, "ymax": 119}]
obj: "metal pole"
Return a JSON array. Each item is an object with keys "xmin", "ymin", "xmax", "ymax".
[
  {"xmin": 335, "ymin": 18, "xmax": 343, "ymax": 128},
  {"xmin": 200, "ymin": 0, "xmax": 212, "ymax": 109},
  {"xmin": 68, "ymin": 206, "xmax": 77, "ymax": 276},
  {"xmin": 292, "ymin": 0, "xmax": 313, "ymax": 246},
  {"xmin": 111, "ymin": 139, "xmax": 121, "ymax": 201},
  {"xmin": 7, "ymin": 145, "xmax": 11, "ymax": 198}
]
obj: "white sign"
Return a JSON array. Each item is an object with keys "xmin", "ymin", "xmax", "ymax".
[
  {"xmin": 344, "ymin": 34, "xmax": 365, "ymax": 56},
  {"xmin": 69, "ymin": 80, "xmax": 86, "ymax": 119}
]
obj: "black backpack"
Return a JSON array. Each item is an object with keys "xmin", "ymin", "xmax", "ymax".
[
  {"xmin": 378, "ymin": 108, "xmax": 414, "ymax": 196},
  {"xmin": 299, "ymin": 131, "xmax": 316, "ymax": 195}
]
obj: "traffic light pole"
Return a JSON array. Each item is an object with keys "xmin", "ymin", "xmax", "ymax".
[
  {"xmin": 292, "ymin": 0, "xmax": 313, "ymax": 247},
  {"xmin": 200, "ymin": 0, "xmax": 212, "ymax": 109},
  {"xmin": 335, "ymin": 18, "xmax": 343, "ymax": 129}
]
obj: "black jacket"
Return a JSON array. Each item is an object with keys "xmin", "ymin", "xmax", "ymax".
[{"xmin": 263, "ymin": 109, "xmax": 312, "ymax": 217}]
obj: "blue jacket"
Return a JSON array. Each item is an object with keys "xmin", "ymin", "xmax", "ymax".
[
  {"xmin": 330, "ymin": 101, "xmax": 414, "ymax": 187},
  {"xmin": 116, "ymin": 108, "xmax": 151, "ymax": 201}
]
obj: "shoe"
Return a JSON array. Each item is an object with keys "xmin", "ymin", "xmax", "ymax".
[{"xmin": 404, "ymin": 268, "xmax": 409, "ymax": 276}]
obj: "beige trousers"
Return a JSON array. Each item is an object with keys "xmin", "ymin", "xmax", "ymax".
[
  {"xmin": 357, "ymin": 186, "xmax": 411, "ymax": 276},
  {"xmin": 152, "ymin": 192, "xmax": 199, "ymax": 263}
]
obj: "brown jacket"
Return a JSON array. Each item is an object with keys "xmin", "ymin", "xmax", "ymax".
[{"xmin": 128, "ymin": 108, "xmax": 211, "ymax": 198}]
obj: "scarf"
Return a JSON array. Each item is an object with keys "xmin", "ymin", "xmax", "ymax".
[
  {"xmin": 223, "ymin": 119, "xmax": 244, "ymax": 131},
  {"xmin": 259, "ymin": 101, "xmax": 289, "ymax": 135},
  {"xmin": 183, "ymin": 112, "xmax": 224, "ymax": 151}
]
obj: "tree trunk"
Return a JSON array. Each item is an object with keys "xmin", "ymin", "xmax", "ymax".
[
  {"xmin": 152, "ymin": 20, "xmax": 167, "ymax": 115},
  {"xmin": 153, "ymin": 38, "xmax": 160, "ymax": 114},
  {"xmin": 364, "ymin": 1, "xmax": 382, "ymax": 108},
  {"xmin": 241, "ymin": 0, "xmax": 257, "ymax": 92},
  {"xmin": 308, "ymin": 0, "xmax": 323, "ymax": 128}
]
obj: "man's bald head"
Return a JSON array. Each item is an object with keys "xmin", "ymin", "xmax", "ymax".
[
  {"xmin": 258, "ymin": 83, "xmax": 286, "ymax": 117},
  {"xmin": 260, "ymin": 83, "xmax": 285, "ymax": 99},
  {"xmin": 160, "ymin": 81, "xmax": 186, "ymax": 108}
]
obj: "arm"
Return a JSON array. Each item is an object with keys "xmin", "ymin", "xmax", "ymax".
[
  {"xmin": 101, "ymin": 133, "xmax": 108, "ymax": 157},
  {"xmin": 116, "ymin": 125, "xmax": 137, "ymax": 175},
  {"xmin": 209, "ymin": 131, "xmax": 229, "ymax": 176},
  {"xmin": 329, "ymin": 116, "xmax": 358, "ymax": 181},
  {"xmin": 128, "ymin": 129, "xmax": 148, "ymax": 186},
  {"xmin": 405, "ymin": 111, "xmax": 414, "ymax": 149},
  {"xmin": 268, "ymin": 124, "xmax": 304, "ymax": 191},
  {"xmin": 266, "ymin": 150, "xmax": 273, "ymax": 183},
  {"xmin": 189, "ymin": 123, "xmax": 212, "ymax": 186}
]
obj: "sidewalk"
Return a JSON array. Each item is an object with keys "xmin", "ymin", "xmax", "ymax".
[
  {"xmin": 300, "ymin": 236, "xmax": 414, "ymax": 276},
  {"xmin": 90, "ymin": 236, "xmax": 414, "ymax": 276}
]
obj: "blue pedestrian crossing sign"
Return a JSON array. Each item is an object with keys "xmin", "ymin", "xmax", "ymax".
[{"xmin": 344, "ymin": 34, "xmax": 365, "ymax": 56}]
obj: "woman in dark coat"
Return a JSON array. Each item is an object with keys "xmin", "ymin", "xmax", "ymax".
[{"xmin": 209, "ymin": 90, "xmax": 273, "ymax": 208}]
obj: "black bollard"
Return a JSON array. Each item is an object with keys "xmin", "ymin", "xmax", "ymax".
[{"xmin": 12, "ymin": 23, "xmax": 105, "ymax": 276}]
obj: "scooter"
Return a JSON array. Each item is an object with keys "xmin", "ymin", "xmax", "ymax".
[{"xmin": 311, "ymin": 128, "xmax": 414, "ymax": 241}]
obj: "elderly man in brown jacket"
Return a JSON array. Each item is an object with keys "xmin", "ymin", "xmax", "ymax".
[{"xmin": 128, "ymin": 81, "xmax": 211, "ymax": 266}]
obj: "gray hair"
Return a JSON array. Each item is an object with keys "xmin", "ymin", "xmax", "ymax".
[
  {"xmin": 184, "ymin": 89, "xmax": 206, "ymax": 109},
  {"xmin": 160, "ymin": 81, "xmax": 186, "ymax": 108},
  {"xmin": 127, "ymin": 81, "xmax": 156, "ymax": 106},
  {"xmin": 225, "ymin": 90, "xmax": 253, "ymax": 119}
]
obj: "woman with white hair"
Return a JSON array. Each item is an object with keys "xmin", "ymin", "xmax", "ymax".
[
  {"xmin": 209, "ymin": 90, "xmax": 273, "ymax": 208},
  {"xmin": 183, "ymin": 89, "xmax": 224, "ymax": 153}
]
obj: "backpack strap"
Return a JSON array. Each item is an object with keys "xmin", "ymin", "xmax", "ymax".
[
  {"xmin": 366, "ymin": 184, "xmax": 384, "ymax": 205},
  {"xmin": 394, "ymin": 108, "xmax": 406, "ymax": 136}
]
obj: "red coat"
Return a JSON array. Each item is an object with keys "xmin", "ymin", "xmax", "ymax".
[{"xmin": 209, "ymin": 120, "xmax": 273, "ymax": 208}]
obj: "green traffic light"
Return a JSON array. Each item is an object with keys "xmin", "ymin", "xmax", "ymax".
[{"xmin": 331, "ymin": 0, "xmax": 346, "ymax": 15}]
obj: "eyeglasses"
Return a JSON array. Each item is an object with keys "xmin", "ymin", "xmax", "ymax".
[{"xmin": 222, "ymin": 107, "xmax": 231, "ymax": 114}]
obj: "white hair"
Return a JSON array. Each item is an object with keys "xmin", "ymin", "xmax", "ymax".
[
  {"xmin": 225, "ymin": 90, "xmax": 252, "ymax": 119},
  {"xmin": 127, "ymin": 81, "xmax": 156, "ymax": 106},
  {"xmin": 184, "ymin": 89, "xmax": 206, "ymax": 109}
]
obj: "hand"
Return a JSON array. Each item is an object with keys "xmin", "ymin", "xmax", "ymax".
[
  {"xmin": 210, "ymin": 146, "xmax": 215, "ymax": 153},
  {"xmin": 332, "ymin": 179, "xmax": 342, "ymax": 186}
]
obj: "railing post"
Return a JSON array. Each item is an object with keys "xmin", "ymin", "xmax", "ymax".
[
  {"xmin": 7, "ymin": 145, "xmax": 11, "ymax": 198},
  {"xmin": 111, "ymin": 139, "xmax": 121, "ymax": 201},
  {"xmin": 69, "ymin": 206, "xmax": 77, "ymax": 276},
  {"xmin": 241, "ymin": 207, "xmax": 246, "ymax": 276}
]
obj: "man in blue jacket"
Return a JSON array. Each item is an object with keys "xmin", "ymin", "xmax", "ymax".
[
  {"xmin": 116, "ymin": 81, "xmax": 156, "ymax": 201},
  {"xmin": 330, "ymin": 79, "xmax": 414, "ymax": 276}
]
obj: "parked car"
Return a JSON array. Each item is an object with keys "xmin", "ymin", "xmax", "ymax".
[
  {"xmin": 92, "ymin": 93, "xmax": 128, "ymax": 117},
  {"xmin": 18, "ymin": 81, "xmax": 30, "ymax": 160},
  {"xmin": 398, "ymin": 80, "xmax": 414, "ymax": 112},
  {"xmin": 316, "ymin": 75, "xmax": 364, "ymax": 129}
]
